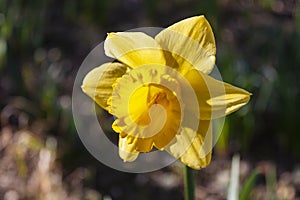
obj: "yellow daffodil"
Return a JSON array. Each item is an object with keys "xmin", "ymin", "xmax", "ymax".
[{"xmin": 81, "ymin": 16, "xmax": 251, "ymax": 170}]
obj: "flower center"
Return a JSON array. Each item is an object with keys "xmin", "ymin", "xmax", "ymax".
[
  {"xmin": 128, "ymin": 84, "xmax": 170, "ymax": 126},
  {"xmin": 109, "ymin": 65, "xmax": 183, "ymax": 148}
]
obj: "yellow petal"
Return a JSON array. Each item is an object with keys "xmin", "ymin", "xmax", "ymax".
[
  {"xmin": 104, "ymin": 32, "xmax": 166, "ymax": 68},
  {"xmin": 118, "ymin": 135, "xmax": 139, "ymax": 162},
  {"xmin": 81, "ymin": 62, "xmax": 127, "ymax": 110},
  {"xmin": 182, "ymin": 67, "xmax": 251, "ymax": 120},
  {"xmin": 165, "ymin": 120, "xmax": 212, "ymax": 170},
  {"xmin": 155, "ymin": 16, "xmax": 216, "ymax": 74}
]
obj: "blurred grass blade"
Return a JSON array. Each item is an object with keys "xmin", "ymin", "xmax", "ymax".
[
  {"xmin": 239, "ymin": 169, "xmax": 259, "ymax": 200},
  {"xmin": 266, "ymin": 164, "xmax": 277, "ymax": 199},
  {"xmin": 215, "ymin": 118, "xmax": 230, "ymax": 154},
  {"xmin": 227, "ymin": 154, "xmax": 240, "ymax": 200}
]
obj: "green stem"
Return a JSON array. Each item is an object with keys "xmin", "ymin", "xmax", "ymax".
[{"xmin": 184, "ymin": 165, "xmax": 195, "ymax": 200}]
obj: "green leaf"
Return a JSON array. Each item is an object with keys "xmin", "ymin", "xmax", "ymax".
[{"xmin": 239, "ymin": 169, "xmax": 259, "ymax": 200}]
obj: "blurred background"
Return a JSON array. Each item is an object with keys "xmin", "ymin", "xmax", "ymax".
[{"xmin": 1, "ymin": 0, "xmax": 300, "ymax": 199}]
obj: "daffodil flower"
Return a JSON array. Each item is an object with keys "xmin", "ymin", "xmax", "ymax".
[{"xmin": 81, "ymin": 16, "xmax": 251, "ymax": 170}]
